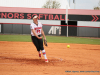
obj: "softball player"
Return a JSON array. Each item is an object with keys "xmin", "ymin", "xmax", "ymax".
[{"xmin": 30, "ymin": 15, "xmax": 48, "ymax": 62}]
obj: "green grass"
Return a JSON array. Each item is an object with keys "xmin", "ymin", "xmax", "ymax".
[
  {"xmin": 0, "ymin": 35, "xmax": 31, "ymax": 42},
  {"xmin": 0, "ymin": 35, "xmax": 100, "ymax": 45}
]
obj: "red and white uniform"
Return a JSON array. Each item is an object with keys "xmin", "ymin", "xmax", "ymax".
[{"xmin": 30, "ymin": 22, "xmax": 42, "ymax": 36}]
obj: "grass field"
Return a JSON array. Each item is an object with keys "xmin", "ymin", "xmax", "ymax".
[{"xmin": 0, "ymin": 34, "xmax": 100, "ymax": 45}]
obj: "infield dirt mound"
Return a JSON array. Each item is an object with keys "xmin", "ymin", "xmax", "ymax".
[{"xmin": 0, "ymin": 41, "xmax": 100, "ymax": 75}]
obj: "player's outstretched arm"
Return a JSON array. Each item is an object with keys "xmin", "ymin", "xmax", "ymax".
[
  {"xmin": 41, "ymin": 28, "xmax": 48, "ymax": 46},
  {"xmin": 41, "ymin": 29, "xmax": 46, "ymax": 40}
]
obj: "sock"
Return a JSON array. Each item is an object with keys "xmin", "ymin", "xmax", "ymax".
[
  {"xmin": 42, "ymin": 50, "xmax": 47, "ymax": 59},
  {"xmin": 38, "ymin": 51, "xmax": 41, "ymax": 57}
]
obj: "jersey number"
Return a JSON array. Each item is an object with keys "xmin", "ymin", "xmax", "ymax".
[{"xmin": 37, "ymin": 30, "xmax": 40, "ymax": 33}]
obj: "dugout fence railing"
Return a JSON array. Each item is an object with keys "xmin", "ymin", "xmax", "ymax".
[{"xmin": 0, "ymin": 23, "xmax": 100, "ymax": 37}]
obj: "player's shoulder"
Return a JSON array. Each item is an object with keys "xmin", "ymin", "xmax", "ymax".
[
  {"xmin": 30, "ymin": 22, "xmax": 34, "ymax": 26},
  {"xmin": 31, "ymin": 22, "xmax": 34, "ymax": 24},
  {"xmin": 38, "ymin": 22, "xmax": 42, "ymax": 25}
]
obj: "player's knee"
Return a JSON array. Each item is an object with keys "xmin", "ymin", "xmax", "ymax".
[
  {"xmin": 40, "ymin": 47, "xmax": 44, "ymax": 50},
  {"xmin": 36, "ymin": 46, "xmax": 40, "ymax": 51}
]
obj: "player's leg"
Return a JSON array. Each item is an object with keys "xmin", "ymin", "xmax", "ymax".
[
  {"xmin": 31, "ymin": 35, "xmax": 41, "ymax": 58},
  {"xmin": 42, "ymin": 49, "xmax": 48, "ymax": 62},
  {"xmin": 38, "ymin": 35, "xmax": 48, "ymax": 62},
  {"xmin": 38, "ymin": 51, "xmax": 41, "ymax": 59}
]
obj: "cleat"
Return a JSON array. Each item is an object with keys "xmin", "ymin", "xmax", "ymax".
[
  {"xmin": 39, "ymin": 54, "xmax": 41, "ymax": 59},
  {"xmin": 45, "ymin": 59, "xmax": 48, "ymax": 63}
]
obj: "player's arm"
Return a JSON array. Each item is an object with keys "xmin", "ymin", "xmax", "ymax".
[
  {"xmin": 41, "ymin": 28, "xmax": 46, "ymax": 40},
  {"xmin": 31, "ymin": 29, "xmax": 42, "ymax": 39}
]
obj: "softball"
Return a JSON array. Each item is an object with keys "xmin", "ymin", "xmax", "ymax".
[{"xmin": 67, "ymin": 45, "xmax": 70, "ymax": 48}]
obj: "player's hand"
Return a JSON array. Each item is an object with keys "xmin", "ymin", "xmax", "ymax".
[
  {"xmin": 38, "ymin": 36, "xmax": 42, "ymax": 39},
  {"xmin": 44, "ymin": 39, "xmax": 48, "ymax": 46},
  {"xmin": 44, "ymin": 37, "xmax": 46, "ymax": 40}
]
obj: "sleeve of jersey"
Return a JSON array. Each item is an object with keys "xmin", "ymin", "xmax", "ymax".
[
  {"xmin": 40, "ymin": 22, "xmax": 43, "ymax": 27},
  {"xmin": 30, "ymin": 23, "xmax": 34, "ymax": 29}
]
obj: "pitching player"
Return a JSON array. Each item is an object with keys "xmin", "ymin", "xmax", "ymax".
[{"xmin": 30, "ymin": 15, "xmax": 48, "ymax": 62}]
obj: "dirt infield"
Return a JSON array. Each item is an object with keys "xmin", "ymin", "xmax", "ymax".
[{"xmin": 0, "ymin": 41, "xmax": 100, "ymax": 75}]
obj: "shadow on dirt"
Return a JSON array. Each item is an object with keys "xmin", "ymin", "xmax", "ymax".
[{"xmin": 0, "ymin": 56, "xmax": 62, "ymax": 66}]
